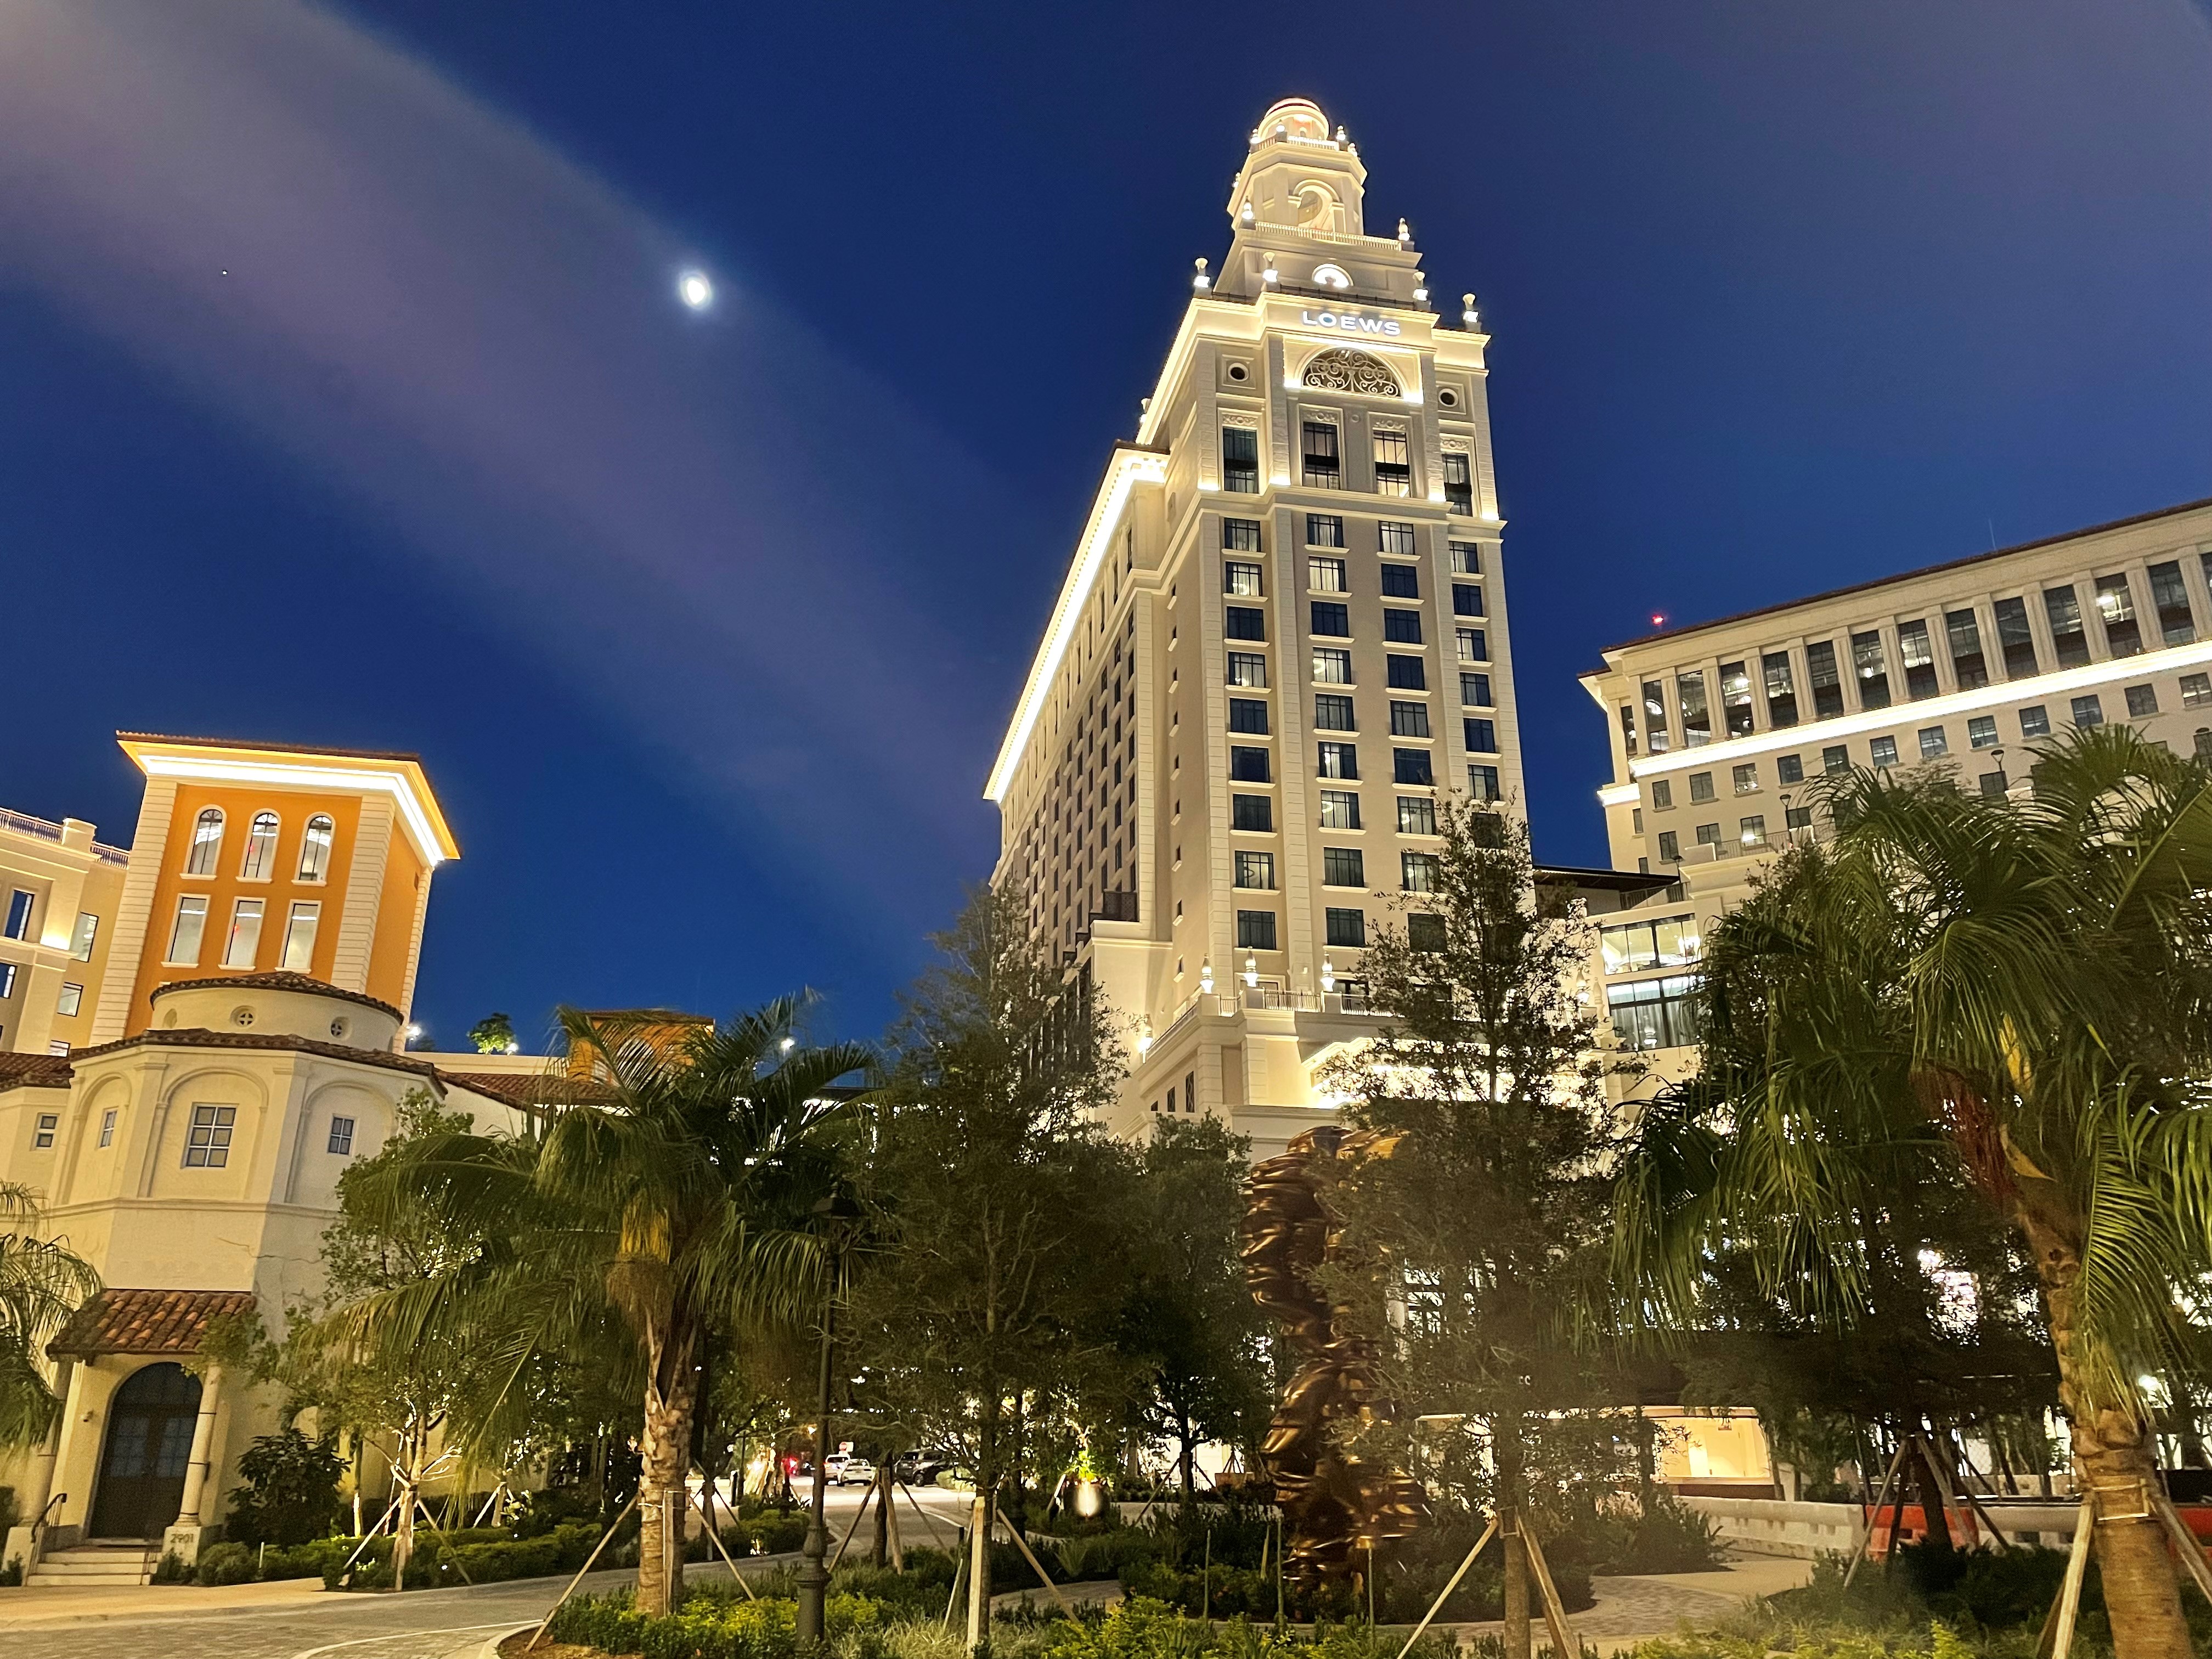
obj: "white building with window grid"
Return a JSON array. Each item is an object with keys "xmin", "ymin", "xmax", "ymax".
[
  {"xmin": 985, "ymin": 99, "xmax": 1524, "ymax": 1153},
  {"xmin": 1579, "ymin": 495, "xmax": 2212, "ymax": 1079}
]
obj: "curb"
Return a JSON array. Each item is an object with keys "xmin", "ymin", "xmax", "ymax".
[{"xmin": 477, "ymin": 1620, "xmax": 542, "ymax": 1658}]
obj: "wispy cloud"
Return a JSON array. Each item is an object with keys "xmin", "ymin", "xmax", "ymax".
[{"xmin": 0, "ymin": 0, "xmax": 1035, "ymax": 947}]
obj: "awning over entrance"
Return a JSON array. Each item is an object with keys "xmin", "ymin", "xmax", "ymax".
[{"xmin": 48, "ymin": 1288, "xmax": 257, "ymax": 1360}]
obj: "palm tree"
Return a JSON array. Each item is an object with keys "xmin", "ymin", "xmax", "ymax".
[
  {"xmin": 1615, "ymin": 727, "xmax": 2212, "ymax": 1659},
  {"xmin": 350, "ymin": 998, "xmax": 869, "ymax": 1615},
  {"xmin": 0, "ymin": 1183, "xmax": 99, "ymax": 1447}
]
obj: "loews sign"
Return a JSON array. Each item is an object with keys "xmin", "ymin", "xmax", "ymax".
[{"xmin": 1300, "ymin": 308, "xmax": 1403, "ymax": 337}]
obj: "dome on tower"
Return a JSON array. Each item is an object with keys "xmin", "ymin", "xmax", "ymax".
[{"xmin": 1252, "ymin": 98, "xmax": 1331, "ymax": 145}]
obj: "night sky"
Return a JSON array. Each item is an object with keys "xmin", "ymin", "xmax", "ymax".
[{"xmin": 3, "ymin": 2, "xmax": 2207, "ymax": 1050}]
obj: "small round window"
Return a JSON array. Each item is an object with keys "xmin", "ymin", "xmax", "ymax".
[
  {"xmin": 1439, "ymin": 388, "xmax": 1459, "ymax": 408},
  {"xmin": 329, "ymin": 1017, "xmax": 348, "ymax": 1040},
  {"xmin": 230, "ymin": 1006, "xmax": 255, "ymax": 1028},
  {"xmin": 1227, "ymin": 363, "xmax": 1248, "ymax": 382}
]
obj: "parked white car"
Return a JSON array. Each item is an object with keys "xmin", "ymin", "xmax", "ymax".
[{"xmin": 837, "ymin": 1456, "xmax": 876, "ymax": 1487}]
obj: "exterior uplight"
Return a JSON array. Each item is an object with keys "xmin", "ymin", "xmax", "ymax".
[
  {"xmin": 1200, "ymin": 958, "xmax": 1214, "ymax": 995},
  {"xmin": 1462, "ymin": 292, "xmax": 1480, "ymax": 328},
  {"xmin": 1321, "ymin": 957, "xmax": 1336, "ymax": 993},
  {"xmin": 1244, "ymin": 954, "xmax": 1259, "ymax": 989},
  {"xmin": 1193, "ymin": 257, "xmax": 1210, "ymax": 294}
]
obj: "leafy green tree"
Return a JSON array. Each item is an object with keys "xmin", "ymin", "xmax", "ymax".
[
  {"xmin": 848, "ymin": 884, "xmax": 1135, "ymax": 1644},
  {"xmin": 347, "ymin": 1001, "xmax": 869, "ymax": 1615},
  {"xmin": 1614, "ymin": 729, "xmax": 2212, "ymax": 1659},
  {"xmin": 0, "ymin": 1184, "xmax": 98, "ymax": 1449},
  {"xmin": 1120, "ymin": 1116, "xmax": 1272, "ymax": 1500},
  {"xmin": 1314, "ymin": 800, "xmax": 1632, "ymax": 1659},
  {"xmin": 468, "ymin": 1013, "xmax": 517, "ymax": 1054},
  {"xmin": 222, "ymin": 1427, "xmax": 346, "ymax": 1546}
]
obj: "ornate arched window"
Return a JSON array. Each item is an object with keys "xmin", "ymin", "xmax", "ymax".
[
  {"xmin": 1301, "ymin": 349, "xmax": 1401, "ymax": 398},
  {"xmin": 298, "ymin": 814, "xmax": 335, "ymax": 882},
  {"xmin": 239, "ymin": 811, "xmax": 280, "ymax": 881},
  {"xmin": 184, "ymin": 808, "xmax": 224, "ymax": 877}
]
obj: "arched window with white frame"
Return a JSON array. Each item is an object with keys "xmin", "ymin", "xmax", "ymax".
[
  {"xmin": 298, "ymin": 814, "xmax": 335, "ymax": 883},
  {"xmin": 239, "ymin": 812, "xmax": 280, "ymax": 881},
  {"xmin": 184, "ymin": 809, "xmax": 224, "ymax": 877}
]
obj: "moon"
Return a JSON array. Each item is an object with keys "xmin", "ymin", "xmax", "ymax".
[{"xmin": 678, "ymin": 269, "xmax": 713, "ymax": 310}]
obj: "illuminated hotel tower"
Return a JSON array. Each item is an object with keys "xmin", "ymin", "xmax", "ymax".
[{"xmin": 985, "ymin": 99, "xmax": 1521, "ymax": 1154}]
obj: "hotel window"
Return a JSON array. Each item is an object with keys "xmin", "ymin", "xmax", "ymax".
[
  {"xmin": 1234, "ymin": 851, "xmax": 1277, "ymax": 889},
  {"xmin": 2095, "ymin": 574, "xmax": 2142, "ymax": 657},
  {"xmin": 1387, "ymin": 656, "xmax": 1426, "ymax": 691},
  {"xmin": 1657, "ymin": 830, "xmax": 1680, "ymax": 862},
  {"xmin": 1300, "ymin": 422, "xmax": 1341, "ymax": 488},
  {"xmin": 1378, "ymin": 520, "xmax": 1417, "ymax": 557},
  {"xmin": 1384, "ymin": 610, "xmax": 1423, "ymax": 644},
  {"xmin": 70, "ymin": 912, "xmax": 97, "ymax": 961},
  {"xmin": 1379, "ymin": 563, "xmax": 1419, "ymax": 599},
  {"xmin": 1224, "ymin": 561, "xmax": 1263, "ymax": 596},
  {"xmin": 1946, "ymin": 610, "xmax": 1989, "ymax": 689},
  {"xmin": 1319, "ymin": 791, "xmax": 1362, "ymax": 830},
  {"xmin": 1897, "ymin": 620, "xmax": 1939, "ymax": 699},
  {"xmin": 2071, "ymin": 693, "xmax": 2104, "ymax": 727},
  {"xmin": 1391, "ymin": 701, "xmax": 1431, "ymax": 738},
  {"xmin": 1232, "ymin": 795, "xmax": 1273, "ymax": 832},
  {"xmin": 2020, "ymin": 705, "xmax": 2051, "ymax": 738},
  {"xmin": 1463, "ymin": 673, "xmax": 1493, "ymax": 707},
  {"xmin": 1439, "ymin": 453, "xmax": 1477, "ymax": 519},
  {"xmin": 224, "ymin": 898, "xmax": 266, "ymax": 968},
  {"xmin": 1651, "ymin": 779, "xmax": 1673, "ymax": 809},
  {"xmin": 328, "ymin": 1116, "xmax": 356, "ymax": 1156},
  {"xmin": 1452, "ymin": 583, "xmax": 1483, "ymax": 618},
  {"xmin": 2126, "ymin": 683, "xmax": 2158, "ymax": 718},
  {"xmin": 1398, "ymin": 795, "xmax": 1438, "ymax": 836},
  {"xmin": 1823, "ymin": 746, "xmax": 1853, "ymax": 774},
  {"xmin": 1314, "ymin": 693, "xmax": 1355, "ymax": 731},
  {"xmin": 1229, "ymin": 698, "xmax": 1270, "ymax": 734},
  {"xmin": 1852, "ymin": 631, "xmax": 1892, "ymax": 709},
  {"xmin": 1469, "ymin": 764, "xmax": 1500, "ymax": 800},
  {"xmin": 1993, "ymin": 597, "xmax": 2038, "ymax": 678},
  {"xmin": 1776, "ymin": 754, "xmax": 1804, "ymax": 785},
  {"xmin": 1600, "ymin": 915, "xmax": 1701, "ymax": 974},
  {"xmin": 1226, "ymin": 605, "xmax": 1266, "ymax": 641},
  {"xmin": 98, "ymin": 1109, "xmax": 116, "ymax": 1149},
  {"xmin": 1237, "ymin": 910, "xmax": 1278, "ymax": 950},
  {"xmin": 1313, "ymin": 647, "xmax": 1352, "ymax": 684},
  {"xmin": 1451, "ymin": 541, "xmax": 1482, "ymax": 575},
  {"xmin": 1968, "ymin": 715, "xmax": 1999, "ymax": 749},
  {"xmin": 1641, "ymin": 681, "xmax": 1671, "ymax": 752},
  {"xmin": 1786, "ymin": 804, "xmax": 1814, "ymax": 831},
  {"xmin": 240, "ymin": 810, "xmax": 280, "ymax": 879},
  {"xmin": 1392, "ymin": 748, "xmax": 1435, "ymax": 786},
  {"xmin": 3, "ymin": 890, "xmax": 32, "ymax": 941},
  {"xmin": 1309, "ymin": 556, "xmax": 1347, "ymax": 592},
  {"xmin": 167, "ymin": 895, "xmax": 209, "ymax": 966},
  {"xmin": 1307, "ymin": 514, "xmax": 1345, "ymax": 548},
  {"xmin": 2148, "ymin": 561, "xmax": 2195, "ymax": 646},
  {"xmin": 2182, "ymin": 673, "xmax": 2212, "ymax": 709},
  {"xmin": 1677, "ymin": 671, "xmax": 1712, "ymax": 746},
  {"xmin": 1229, "ymin": 746, "xmax": 1271, "ymax": 783},
  {"xmin": 0, "ymin": 963, "xmax": 14, "ymax": 998},
  {"xmin": 1407, "ymin": 913, "xmax": 1446, "ymax": 952},
  {"xmin": 1227, "ymin": 652, "xmax": 1267, "ymax": 687},
  {"xmin": 1689, "ymin": 772, "xmax": 1715, "ymax": 804},
  {"xmin": 32, "ymin": 1113, "xmax": 57, "ymax": 1150},
  {"xmin": 55, "ymin": 981, "xmax": 83, "ymax": 1019},
  {"xmin": 1402, "ymin": 852, "xmax": 1440, "ymax": 892},
  {"xmin": 1458, "ymin": 628, "xmax": 1488, "ymax": 663},
  {"xmin": 1609, "ymin": 974, "xmax": 1703, "ymax": 1051},
  {"xmin": 1323, "ymin": 847, "xmax": 1367, "ymax": 886},
  {"xmin": 298, "ymin": 814, "xmax": 335, "ymax": 882},
  {"xmin": 1221, "ymin": 426, "xmax": 1259, "ymax": 493},
  {"xmin": 1918, "ymin": 726, "xmax": 1948, "ymax": 759},
  {"xmin": 1805, "ymin": 640, "xmax": 1845, "ymax": 718},
  {"xmin": 1719, "ymin": 661, "xmax": 1754, "ymax": 737},
  {"xmin": 281, "ymin": 901, "xmax": 320, "ymax": 972},
  {"xmin": 1224, "ymin": 518, "xmax": 1263, "ymax": 552},
  {"xmin": 1372, "ymin": 431, "xmax": 1411, "ymax": 496},
  {"xmin": 2044, "ymin": 586, "xmax": 2090, "ymax": 668},
  {"xmin": 1465, "ymin": 718, "xmax": 1498, "ymax": 753},
  {"xmin": 185, "ymin": 807, "xmax": 225, "ymax": 876},
  {"xmin": 1311, "ymin": 601, "xmax": 1350, "ymax": 637},
  {"xmin": 1731, "ymin": 763, "xmax": 1757, "ymax": 794},
  {"xmin": 183, "ymin": 1104, "xmax": 236, "ymax": 1168},
  {"xmin": 1762, "ymin": 652, "xmax": 1798, "ymax": 727},
  {"xmin": 1318, "ymin": 742, "xmax": 1359, "ymax": 780},
  {"xmin": 1325, "ymin": 907, "xmax": 1368, "ymax": 947},
  {"xmin": 1695, "ymin": 822, "xmax": 1723, "ymax": 850},
  {"xmin": 1870, "ymin": 736, "xmax": 1898, "ymax": 768}
]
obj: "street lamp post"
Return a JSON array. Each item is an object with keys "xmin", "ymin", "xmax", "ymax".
[{"xmin": 795, "ymin": 1288, "xmax": 836, "ymax": 1645}]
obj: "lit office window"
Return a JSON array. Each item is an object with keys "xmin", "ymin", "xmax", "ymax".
[
  {"xmin": 1227, "ymin": 652, "xmax": 1268, "ymax": 687},
  {"xmin": 1224, "ymin": 519, "xmax": 1263, "ymax": 552},
  {"xmin": 1608, "ymin": 975, "xmax": 1703, "ymax": 1051},
  {"xmin": 1401, "ymin": 852, "xmax": 1440, "ymax": 892},
  {"xmin": 1234, "ymin": 851, "xmax": 1276, "ymax": 890},
  {"xmin": 70, "ymin": 912, "xmax": 97, "ymax": 961},
  {"xmin": 239, "ymin": 811, "xmax": 280, "ymax": 879},
  {"xmin": 1897, "ymin": 622, "xmax": 1938, "ymax": 699},
  {"xmin": 185, "ymin": 808, "xmax": 225, "ymax": 876},
  {"xmin": 1397, "ymin": 797, "xmax": 1438, "ymax": 836},
  {"xmin": 281, "ymin": 901, "xmax": 321, "ymax": 972},
  {"xmin": 1319, "ymin": 791, "xmax": 1362, "ymax": 830},
  {"xmin": 1739, "ymin": 815, "xmax": 1767, "ymax": 848},
  {"xmin": 1317, "ymin": 742, "xmax": 1359, "ymax": 780},
  {"xmin": 1224, "ymin": 561, "xmax": 1263, "ymax": 596},
  {"xmin": 1307, "ymin": 515, "xmax": 1345, "ymax": 548},
  {"xmin": 1371, "ymin": 432, "xmax": 1411, "ymax": 496},
  {"xmin": 1308, "ymin": 556, "xmax": 1347, "ymax": 592},
  {"xmin": 1443, "ymin": 455, "xmax": 1474, "ymax": 514},
  {"xmin": 1600, "ymin": 915, "xmax": 1702, "ymax": 974},
  {"xmin": 1300, "ymin": 422, "xmax": 1341, "ymax": 488},
  {"xmin": 1720, "ymin": 661, "xmax": 1754, "ymax": 736},
  {"xmin": 2095, "ymin": 574, "xmax": 2142, "ymax": 657},
  {"xmin": 1677, "ymin": 671, "xmax": 1712, "ymax": 744},
  {"xmin": 167, "ymin": 895, "xmax": 210, "ymax": 966},
  {"xmin": 1731, "ymin": 763, "xmax": 1757, "ymax": 794},
  {"xmin": 1378, "ymin": 521, "xmax": 1417, "ymax": 558},
  {"xmin": 1852, "ymin": 632, "xmax": 1892, "ymax": 709},
  {"xmin": 1451, "ymin": 542, "xmax": 1482, "ymax": 575},
  {"xmin": 224, "ymin": 899, "xmax": 266, "ymax": 969},
  {"xmin": 1762, "ymin": 652, "xmax": 1798, "ymax": 725},
  {"xmin": 298, "ymin": 815, "xmax": 335, "ymax": 882},
  {"xmin": 55, "ymin": 983, "xmax": 82, "ymax": 1018},
  {"xmin": 1313, "ymin": 648, "xmax": 1352, "ymax": 685}
]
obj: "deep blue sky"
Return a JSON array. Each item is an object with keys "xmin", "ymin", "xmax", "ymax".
[{"xmin": 3, "ymin": 1, "xmax": 2207, "ymax": 1050}]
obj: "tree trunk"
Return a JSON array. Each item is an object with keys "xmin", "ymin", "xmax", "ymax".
[
  {"xmin": 1907, "ymin": 1438, "xmax": 1956, "ymax": 1559},
  {"xmin": 1179, "ymin": 1406, "xmax": 1196, "ymax": 1503},
  {"xmin": 873, "ymin": 1463, "xmax": 890, "ymax": 1566},
  {"xmin": 637, "ymin": 1319, "xmax": 703, "ymax": 1618},
  {"xmin": 968, "ymin": 1398, "xmax": 1000, "ymax": 1650},
  {"xmin": 2016, "ymin": 1196, "xmax": 2193, "ymax": 1659},
  {"xmin": 1498, "ymin": 1417, "xmax": 1530, "ymax": 1659}
]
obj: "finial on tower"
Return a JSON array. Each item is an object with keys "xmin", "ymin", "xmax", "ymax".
[{"xmin": 1463, "ymin": 292, "xmax": 1480, "ymax": 328}]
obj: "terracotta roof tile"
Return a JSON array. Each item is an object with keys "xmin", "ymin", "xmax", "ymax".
[
  {"xmin": 0, "ymin": 1053, "xmax": 72, "ymax": 1091},
  {"xmin": 150, "ymin": 971, "xmax": 401, "ymax": 1020},
  {"xmin": 50, "ymin": 1288, "xmax": 257, "ymax": 1359},
  {"xmin": 440, "ymin": 1070, "xmax": 617, "ymax": 1110},
  {"xmin": 71, "ymin": 1028, "xmax": 443, "ymax": 1079}
]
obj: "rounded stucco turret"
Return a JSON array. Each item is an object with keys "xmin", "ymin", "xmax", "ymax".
[{"xmin": 147, "ymin": 971, "xmax": 402, "ymax": 1051}]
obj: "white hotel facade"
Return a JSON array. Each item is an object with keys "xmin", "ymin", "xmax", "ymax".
[{"xmin": 985, "ymin": 100, "xmax": 1524, "ymax": 1153}]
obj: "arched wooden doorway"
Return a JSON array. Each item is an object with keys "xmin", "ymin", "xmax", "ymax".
[{"xmin": 88, "ymin": 1363, "xmax": 200, "ymax": 1539}]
